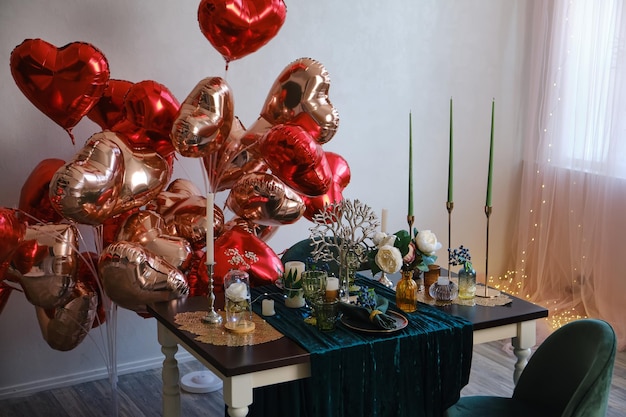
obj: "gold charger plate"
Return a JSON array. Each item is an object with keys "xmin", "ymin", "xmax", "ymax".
[{"xmin": 340, "ymin": 310, "xmax": 408, "ymax": 334}]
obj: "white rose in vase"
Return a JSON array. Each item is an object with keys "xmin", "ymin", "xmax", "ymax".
[
  {"xmin": 415, "ymin": 230, "xmax": 442, "ymax": 256},
  {"xmin": 225, "ymin": 281, "xmax": 249, "ymax": 302},
  {"xmin": 375, "ymin": 244, "xmax": 403, "ymax": 274}
]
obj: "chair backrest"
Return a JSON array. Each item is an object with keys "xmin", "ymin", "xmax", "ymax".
[{"xmin": 513, "ymin": 318, "xmax": 616, "ymax": 417}]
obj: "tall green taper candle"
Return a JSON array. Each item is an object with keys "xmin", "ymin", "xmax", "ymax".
[
  {"xmin": 448, "ymin": 98, "xmax": 453, "ymax": 204},
  {"xmin": 486, "ymin": 99, "xmax": 495, "ymax": 207},
  {"xmin": 408, "ymin": 112, "xmax": 414, "ymax": 216}
]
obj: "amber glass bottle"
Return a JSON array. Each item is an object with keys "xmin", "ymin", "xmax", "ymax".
[{"xmin": 396, "ymin": 269, "xmax": 418, "ymax": 312}]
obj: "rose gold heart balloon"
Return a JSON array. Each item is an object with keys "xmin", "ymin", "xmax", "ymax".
[
  {"xmin": 226, "ymin": 172, "xmax": 305, "ymax": 226},
  {"xmin": 171, "ymin": 77, "xmax": 234, "ymax": 158},
  {"xmin": 198, "ymin": 0, "xmax": 287, "ymax": 66},
  {"xmin": 258, "ymin": 57, "xmax": 339, "ymax": 145},
  {"xmin": 147, "ymin": 178, "xmax": 203, "ymax": 215},
  {"xmin": 259, "ymin": 123, "xmax": 332, "ymax": 196},
  {"xmin": 16, "ymin": 224, "xmax": 79, "ymax": 309},
  {"xmin": 117, "ymin": 210, "xmax": 193, "ymax": 270},
  {"xmin": 35, "ymin": 280, "xmax": 97, "ymax": 351},
  {"xmin": 76, "ymin": 251, "xmax": 106, "ymax": 328},
  {"xmin": 10, "ymin": 39, "xmax": 110, "ymax": 143},
  {"xmin": 163, "ymin": 195, "xmax": 224, "ymax": 248},
  {"xmin": 207, "ymin": 226, "xmax": 283, "ymax": 289},
  {"xmin": 98, "ymin": 241, "xmax": 189, "ymax": 312},
  {"xmin": 50, "ymin": 131, "xmax": 170, "ymax": 225}
]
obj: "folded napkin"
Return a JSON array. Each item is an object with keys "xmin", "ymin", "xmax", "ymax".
[{"xmin": 338, "ymin": 296, "xmax": 398, "ymax": 330}]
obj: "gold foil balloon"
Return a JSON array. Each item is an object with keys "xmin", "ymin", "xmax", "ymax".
[
  {"xmin": 171, "ymin": 77, "xmax": 234, "ymax": 158},
  {"xmin": 226, "ymin": 172, "xmax": 305, "ymax": 226},
  {"xmin": 98, "ymin": 241, "xmax": 189, "ymax": 312},
  {"xmin": 35, "ymin": 280, "xmax": 97, "ymax": 351},
  {"xmin": 16, "ymin": 224, "xmax": 79, "ymax": 310},
  {"xmin": 49, "ymin": 131, "xmax": 170, "ymax": 225}
]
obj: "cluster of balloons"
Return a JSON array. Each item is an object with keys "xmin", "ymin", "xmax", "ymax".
[{"xmin": 0, "ymin": 0, "xmax": 351, "ymax": 351}]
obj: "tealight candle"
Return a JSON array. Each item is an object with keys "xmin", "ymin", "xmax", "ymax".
[
  {"xmin": 438, "ymin": 276, "xmax": 450, "ymax": 286},
  {"xmin": 262, "ymin": 299, "xmax": 275, "ymax": 316},
  {"xmin": 325, "ymin": 276, "xmax": 339, "ymax": 301}
]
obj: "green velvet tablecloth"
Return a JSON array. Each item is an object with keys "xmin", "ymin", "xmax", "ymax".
[{"xmin": 248, "ymin": 275, "xmax": 473, "ymax": 417}]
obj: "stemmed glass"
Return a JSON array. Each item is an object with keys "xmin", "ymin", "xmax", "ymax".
[{"xmin": 301, "ymin": 270, "xmax": 327, "ymax": 316}]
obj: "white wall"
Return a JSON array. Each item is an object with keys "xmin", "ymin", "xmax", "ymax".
[{"xmin": 0, "ymin": 0, "xmax": 530, "ymax": 396}]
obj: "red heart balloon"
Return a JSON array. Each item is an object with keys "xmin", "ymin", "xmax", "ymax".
[
  {"xmin": 19, "ymin": 158, "xmax": 66, "ymax": 225},
  {"xmin": 205, "ymin": 226, "xmax": 283, "ymax": 289},
  {"xmin": 10, "ymin": 39, "xmax": 110, "ymax": 142},
  {"xmin": 0, "ymin": 208, "xmax": 27, "ymax": 267},
  {"xmin": 198, "ymin": 0, "xmax": 287, "ymax": 65},
  {"xmin": 301, "ymin": 152, "xmax": 351, "ymax": 221},
  {"xmin": 259, "ymin": 123, "xmax": 332, "ymax": 196},
  {"xmin": 87, "ymin": 79, "xmax": 134, "ymax": 130},
  {"xmin": 112, "ymin": 80, "xmax": 180, "ymax": 159}
]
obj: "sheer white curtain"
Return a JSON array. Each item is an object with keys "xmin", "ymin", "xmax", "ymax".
[{"xmin": 509, "ymin": 0, "xmax": 626, "ymax": 350}]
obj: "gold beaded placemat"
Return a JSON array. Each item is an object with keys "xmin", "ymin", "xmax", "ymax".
[
  {"xmin": 174, "ymin": 311, "xmax": 284, "ymax": 347},
  {"xmin": 417, "ymin": 292, "xmax": 512, "ymax": 307}
]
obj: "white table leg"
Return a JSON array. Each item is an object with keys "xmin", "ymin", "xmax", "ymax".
[
  {"xmin": 223, "ymin": 374, "xmax": 253, "ymax": 417},
  {"xmin": 511, "ymin": 320, "xmax": 537, "ymax": 384},
  {"xmin": 158, "ymin": 323, "xmax": 181, "ymax": 417}
]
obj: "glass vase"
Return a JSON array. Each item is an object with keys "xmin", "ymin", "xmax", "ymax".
[
  {"xmin": 396, "ymin": 269, "xmax": 418, "ymax": 312},
  {"xmin": 223, "ymin": 270, "xmax": 255, "ymax": 333},
  {"xmin": 457, "ymin": 266, "xmax": 477, "ymax": 299},
  {"xmin": 339, "ymin": 248, "xmax": 358, "ymax": 302}
]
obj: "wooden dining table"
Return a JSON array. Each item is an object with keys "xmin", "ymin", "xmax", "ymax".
[{"xmin": 147, "ymin": 274, "xmax": 547, "ymax": 417}]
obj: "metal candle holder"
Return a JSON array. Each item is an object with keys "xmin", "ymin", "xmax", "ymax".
[
  {"xmin": 477, "ymin": 205, "xmax": 500, "ymax": 298},
  {"xmin": 202, "ymin": 263, "xmax": 223, "ymax": 324},
  {"xmin": 446, "ymin": 201, "xmax": 454, "ymax": 281}
]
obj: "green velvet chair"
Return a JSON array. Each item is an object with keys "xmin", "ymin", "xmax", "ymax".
[{"xmin": 444, "ymin": 318, "xmax": 616, "ymax": 417}]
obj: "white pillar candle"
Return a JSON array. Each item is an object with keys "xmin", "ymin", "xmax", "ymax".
[
  {"xmin": 284, "ymin": 261, "xmax": 305, "ymax": 284},
  {"xmin": 262, "ymin": 299, "xmax": 275, "ymax": 316},
  {"xmin": 325, "ymin": 276, "xmax": 340, "ymax": 301},
  {"xmin": 381, "ymin": 208, "xmax": 388, "ymax": 233},
  {"xmin": 206, "ymin": 192, "xmax": 215, "ymax": 264}
]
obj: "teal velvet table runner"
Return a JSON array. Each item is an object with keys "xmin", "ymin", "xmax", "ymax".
[{"xmin": 249, "ymin": 275, "xmax": 473, "ymax": 417}]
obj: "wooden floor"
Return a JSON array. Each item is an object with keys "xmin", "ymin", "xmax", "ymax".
[{"xmin": 1, "ymin": 341, "xmax": 625, "ymax": 417}]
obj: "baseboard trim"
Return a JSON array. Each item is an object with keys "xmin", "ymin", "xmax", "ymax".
[{"xmin": 0, "ymin": 351, "xmax": 195, "ymax": 400}]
